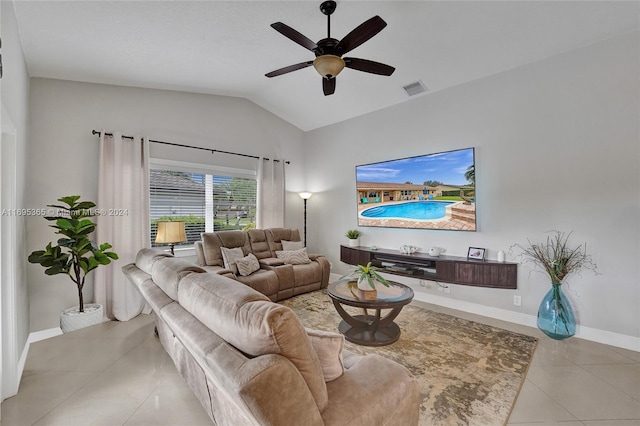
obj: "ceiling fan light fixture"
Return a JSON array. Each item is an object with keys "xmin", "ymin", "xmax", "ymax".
[{"xmin": 313, "ymin": 55, "xmax": 345, "ymax": 79}]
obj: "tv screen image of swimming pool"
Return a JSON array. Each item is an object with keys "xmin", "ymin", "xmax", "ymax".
[{"xmin": 360, "ymin": 201, "xmax": 454, "ymax": 220}]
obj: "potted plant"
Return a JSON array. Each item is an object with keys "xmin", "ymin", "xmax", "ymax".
[
  {"xmin": 341, "ymin": 262, "xmax": 390, "ymax": 300},
  {"xmin": 512, "ymin": 230, "xmax": 597, "ymax": 340},
  {"xmin": 345, "ymin": 229, "xmax": 361, "ymax": 247},
  {"xmin": 28, "ymin": 195, "xmax": 119, "ymax": 333}
]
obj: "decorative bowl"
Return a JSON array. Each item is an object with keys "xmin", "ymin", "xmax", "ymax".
[{"xmin": 400, "ymin": 245, "xmax": 419, "ymax": 254}]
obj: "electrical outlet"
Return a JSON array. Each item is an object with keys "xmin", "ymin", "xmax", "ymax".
[{"xmin": 513, "ymin": 295, "xmax": 522, "ymax": 306}]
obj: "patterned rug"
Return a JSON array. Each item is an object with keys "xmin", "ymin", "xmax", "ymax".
[{"xmin": 280, "ymin": 289, "xmax": 538, "ymax": 426}]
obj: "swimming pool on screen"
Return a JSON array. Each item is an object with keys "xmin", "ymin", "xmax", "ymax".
[{"xmin": 360, "ymin": 201, "xmax": 455, "ymax": 221}]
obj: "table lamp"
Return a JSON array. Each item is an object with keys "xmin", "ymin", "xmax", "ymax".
[{"xmin": 155, "ymin": 221, "xmax": 187, "ymax": 255}]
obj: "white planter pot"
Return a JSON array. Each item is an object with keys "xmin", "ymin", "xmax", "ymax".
[
  {"xmin": 357, "ymin": 278, "xmax": 377, "ymax": 291},
  {"xmin": 357, "ymin": 278, "xmax": 378, "ymax": 301},
  {"xmin": 348, "ymin": 238, "xmax": 360, "ymax": 247},
  {"xmin": 60, "ymin": 303, "xmax": 105, "ymax": 333}
]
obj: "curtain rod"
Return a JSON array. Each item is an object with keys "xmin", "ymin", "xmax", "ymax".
[{"xmin": 91, "ymin": 130, "xmax": 290, "ymax": 164}]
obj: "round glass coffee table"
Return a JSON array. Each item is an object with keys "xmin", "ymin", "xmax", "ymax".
[{"xmin": 327, "ymin": 279, "xmax": 414, "ymax": 346}]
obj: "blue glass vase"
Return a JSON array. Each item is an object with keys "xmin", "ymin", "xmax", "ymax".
[{"xmin": 537, "ymin": 283, "xmax": 576, "ymax": 340}]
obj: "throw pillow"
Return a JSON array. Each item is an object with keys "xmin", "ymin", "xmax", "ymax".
[
  {"xmin": 305, "ymin": 328, "xmax": 345, "ymax": 382},
  {"xmin": 281, "ymin": 240, "xmax": 304, "ymax": 251},
  {"xmin": 275, "ymin": 247, "xmax": 312, "ymax": 265},
  {"xmin": 220, "ymin": 246, "xmax": 244, "ymax": 275},
  {"xmin": 236, "ymin": 253, "xmax": 260, "ymax": 277}
]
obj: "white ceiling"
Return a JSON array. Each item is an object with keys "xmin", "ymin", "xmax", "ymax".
[{"xmin": 12, "ymin": 1, "xmax": 640, "ymax": 131}]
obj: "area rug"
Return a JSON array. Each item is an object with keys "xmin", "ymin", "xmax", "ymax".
[{"xmin": 280, "ymin": 289, "xmax": 538, "ymax": 426}]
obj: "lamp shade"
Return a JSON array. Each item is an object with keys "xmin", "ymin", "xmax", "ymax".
[
  {"xmin": 313, "ymin": 55, "xmax": 345, "ymax": 79},
  {"xmin": 298, "ymin": 192, "xmax": 313, "ymax": 200},
  {"xmin": 155, "ymin": 221, "xmax": 187, "ymax": 244}
]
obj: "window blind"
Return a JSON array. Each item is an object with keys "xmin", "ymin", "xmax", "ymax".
[{"xmin": 150, "ymin": 168, "xmax": 257, "ymax": 249}]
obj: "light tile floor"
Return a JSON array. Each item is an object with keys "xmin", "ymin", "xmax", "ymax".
[{"xmin": 2, "ymin": 304, "xmax": 639, "ymax": 425}]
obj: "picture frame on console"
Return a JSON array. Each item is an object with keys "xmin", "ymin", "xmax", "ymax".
[{"xmin": 467, "ymin": 247, "xmax": 486, "ymax": 261}]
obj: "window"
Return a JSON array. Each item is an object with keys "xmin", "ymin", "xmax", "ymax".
[{"xmin": 150, "ymin": 166, "xmax": 257, "ymax": 250}]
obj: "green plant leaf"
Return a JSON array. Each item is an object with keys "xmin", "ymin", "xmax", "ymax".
[
  {"xmin": 74, "ymin": 201, "xmax": 96, "ymax": 210},
  {"xmin": 99, "ymin": 243, "xmax": 113, "ymax": 251},
  {"xmin": 44, "ymin": 264, "xmax": 66, "ymax": 275},
  {"xmin": 57, "ymin": 238, "xmax": 75, "ymax": 247},
  {"xmin": 28, "ymin": 251, "xmax": 46, "ymax": 263},
  {"xmin": 75, "ymin": 220, "xmax": 96, "ymax": 235},
  {"xmin": 58, "ymin": 195, "xmax": 81, "ymax": 207},
  {"xmin": 55, "ymin": 218, "xmax": 76, "ymax": 230}
]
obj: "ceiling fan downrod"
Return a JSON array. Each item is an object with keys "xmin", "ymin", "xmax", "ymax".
[{"xmin": 320, "ymin": 1, "xmax": 337, "ymax": 39}]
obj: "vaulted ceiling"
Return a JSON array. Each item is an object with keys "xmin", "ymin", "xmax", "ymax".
[{"xmin": 12, "ymin": 1, "xmax": 640, "ymax": 131}]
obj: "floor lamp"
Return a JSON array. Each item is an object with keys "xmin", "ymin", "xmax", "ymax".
[{"xmin": 298, "ymin": 192, "xmax": 313, "ymax": 247}]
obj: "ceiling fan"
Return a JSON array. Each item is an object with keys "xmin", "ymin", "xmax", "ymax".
[{"xmin": 265, "ymin": 0, "xmax": 395, "ymax": 96}]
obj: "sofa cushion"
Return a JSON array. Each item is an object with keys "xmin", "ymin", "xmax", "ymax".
[
  {"xmin": 201, "ymin": 231, "xmax": 251, "ymax": 267},
  {"xmin": 134, "ymin": 248, "xmax": 173, "ymax": 274},
  {"xmin": 293, "ymin": 262, "xmax": 323, "ymax": 286},
  {"xmin": 122, "ymin": 264, "xmax": 174, "ymax": 314},
  {"xmin": 235, "ymin": 269, "xmax": 279, "ymax": 300},
  {"xmin": 221, "ymin": 246, "xmax": 244, "ymax": 275},
  {"xmin": 177, "ymin": 273, "xmax": 328, "ymax": 412},
  {"xmin": 282, "ymin": 240, "xmax": 304, "ymax": 251},
  {"xmin": 236, "ymin": 253, "xmax": 260, "ymax": 277},
  {"xmin": 306, "ymin": 328, "xmax": 345, "ymax": 382},
  {"xmin": 247, "ymin": 229, "xmax": 272, "ymax": 259},
  {"xmin": 151, "ymin": 257, "xmax": 206, "ymax": 301},
  {"xmin": 266, "ymin": 228, "xmax": 302, "ymax": 253},
  {"xmin": 276, "ymin": 247, "xmax": 312, "ymax": 265}
]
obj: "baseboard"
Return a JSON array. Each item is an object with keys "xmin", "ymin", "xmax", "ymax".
[
  {"xmin": 413, "ymin": 292, "xmax": 639, "ymax": 352},
  {"xmin": 328, "ymin": 273, "xmax": 639, "ymax": 352},
  {"xmin": 28, "ymin": 327, "xmax": 63, "ymax": 344},
  {"xmin": 10, "ymin": 327, "xmax": 63, "ymax": 398}
]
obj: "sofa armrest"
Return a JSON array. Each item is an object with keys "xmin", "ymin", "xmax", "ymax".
[
  {"xmin": 307, "ymin": 253, "xmax": 323, "ymax": 261},
  {"xmin": 194, "ymin": 241, "xmax": 206, "ymax": 266},
  {"xmin": 200, "ymin": 264, "xmax": 237, "ymax": 279},
  {"xmin": 205, "ymin": 344, "xmax": 324, "ymax": 426},
  {"xmin": 259, "ymin": 257, "xmax": 285, "ymax": 268},
  {"xmin": 312, "ymin": 255, "xmax": 331, "ymax": 289},
  {"xmin": 216, "ymin": 269, "xmax": 237, "ymax": 279},
  {"xmin": 322, "ymin": 354, "xmax": 420, "ymax": 425}
]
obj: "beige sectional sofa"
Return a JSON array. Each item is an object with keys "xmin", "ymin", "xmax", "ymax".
[
  {"xmin": 123, "ymin": 248, "xmax": 420, "ymax": 425},
  {"xmin": 195, "ymin": 228, "xmax": 330, "ymax": 301}
]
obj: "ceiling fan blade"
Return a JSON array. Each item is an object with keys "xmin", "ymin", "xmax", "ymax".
[
  {"xmin": 336, "ymin": 15, "xmax": 387, "ymax": 55},
  {"xmin": 344, "ymin": 57, "xmax": 395, "ymax": 76},
  {"xmin": 265, "ymin": 61, "xmax": 314, "ymax": 78},
  {"xmin": 271, "ymin": 22, "xmax": 318, "ymax": 52},
  {"xmin": 323, "ymin": 77, "xmax": 336, "ymax": 96}
]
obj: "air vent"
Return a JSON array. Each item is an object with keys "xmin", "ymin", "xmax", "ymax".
[{"xmin": 403, "ymin": 80, "xmax": 427, "ymax": 97}]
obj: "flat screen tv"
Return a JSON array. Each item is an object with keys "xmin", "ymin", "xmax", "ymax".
[{"xmin": 355, "ymin": 147, "xmax": 476, "ymax": 231}]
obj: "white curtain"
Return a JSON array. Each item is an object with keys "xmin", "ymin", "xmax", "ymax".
[
  {"xmin": 256, "ymin": 158, "xmax": 286, "ymax": 229},
  {"xmin": 94, "ymin": 131, "xmax": 150, "ymax": 321}
]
